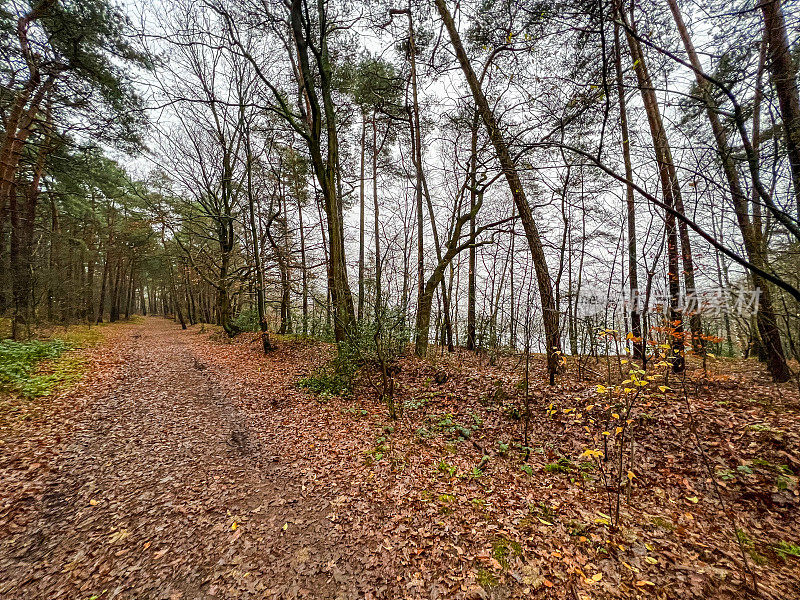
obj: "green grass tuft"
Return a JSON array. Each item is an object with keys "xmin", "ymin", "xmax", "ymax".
[
  {"xmin": 0, "ymin": 339, "xmax": 71, "ymax": 397},
  {"xmin": 775, "ymin": 541, "xmax": 800, "ymax": 561},
  {"xmin": 0, "ymin": 327, "xmax": 103, "ymax": 399}
]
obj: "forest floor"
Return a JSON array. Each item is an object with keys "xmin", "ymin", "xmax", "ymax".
[{"xmin": 0, "ymin": 317, "xmax": 798, "ymax": 600}]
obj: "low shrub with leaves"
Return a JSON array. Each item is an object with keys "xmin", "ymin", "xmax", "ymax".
[
  {"xmin": 298, "ymin": 318, "xmax": 410, "ymax": 414},
  {"xmin": 0, "ymin": 328, "xmax": 104, "ymax": 399},
  {"xmin": 298, "ymin": 361, "xmax": 353, "ymax": 398},
  {"xmin": 298, "ymin": 332, "xmax": 361, "ymax": 398},
  {"xmin": 775, "ymin": 541, "xmax": 800, "ymax": 561},
  {"xmin": 231, "ymin": 308, "xmax": 261, "ymax": 332}
]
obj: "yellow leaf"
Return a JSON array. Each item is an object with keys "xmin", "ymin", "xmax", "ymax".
[
  {"xmin": 585, "ymin": 404, "xmax": 594, "ymax": 411},
  {"xmin": 231, "ymin": 521, "xmax": 238, "ymax": 531},
  {"xmin": 591, "ymin": 573, "xmax": 603, "ymax": 582},
  {"xmin": 686, "ymin": 496, "xmax": 699, "ymax": 504},
  {"xmin": 612, "ymin": 412, "xmax": 620, "ymax": 419},
  {"xmin": 615, "ymin": 426, "xmax": 623, "ymax": 435},
  {"xmin": 89, "ymin": 499, "xmax": 99, "ymax": 506},
  {"xmin": 645, "ymin": 556, "xmax": 658, "ymax": 565},
  {"xmin": 635, "ymin": 580, "xmax": 655, "ymax": 587},
  {"xmin": 658, "ymin": 385, "xmax": 670, "ymax": 393},
  {"xmin": 627, "ymin": 470, "xmax": 636, "ymax": 480},
  {"xmin": 282, "ymin": 522, "xmax": 289, "ymax": 531},
  {"xmin": 621, "ymin": 561, "xmax": 640, "ymax": 573}
]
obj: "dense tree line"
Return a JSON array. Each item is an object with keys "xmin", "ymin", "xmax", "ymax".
[{"xmin": 2, "ymin": 0, "xmax": 799, "ymax": 383}]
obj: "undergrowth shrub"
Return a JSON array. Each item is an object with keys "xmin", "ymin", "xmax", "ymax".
[
  {"xmin": 298, "ymin": 316, "xmax": 410, "ymax": 407},
  {"xmin": 232, "ymin": 309, "xmax": 260, "ymax": 332},
  {"xmin": 298, "ymin": 335, "xmax": 360, "ymax": 398}
]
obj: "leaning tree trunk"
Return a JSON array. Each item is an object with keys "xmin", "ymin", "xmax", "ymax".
[
  {"xmin": 669, "ymin": 0, "xmax": 790, "ymax": 381},
  {"xmin": 621, "ymin": 5, "xmax": 685, "ymax": 372},
  {"xmin": 435, "ymin": 0, "xmax": 562, "ymax": 383}
]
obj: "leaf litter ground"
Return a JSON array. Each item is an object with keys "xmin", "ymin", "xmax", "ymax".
[{"xmin": 0, "ymin": 318, "xmax": 798, "ymax": 599}]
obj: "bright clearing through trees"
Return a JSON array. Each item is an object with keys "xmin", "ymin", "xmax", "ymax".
[{"xmin": 1, "ymin": 0, "xmax": 799, "ymax": 598}]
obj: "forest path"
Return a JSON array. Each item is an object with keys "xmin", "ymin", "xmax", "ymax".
[{"xmin": 0, "ymin": 318, "xmax": 371, "ymax": 600}]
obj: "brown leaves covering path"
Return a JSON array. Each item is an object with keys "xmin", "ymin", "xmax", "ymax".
[{"xmin": 0, "ymin": 318, "xmax": 386, "ymax": 599}]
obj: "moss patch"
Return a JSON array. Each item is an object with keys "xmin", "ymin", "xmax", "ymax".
[
  {"xmin": 492, "ymin": 537, "xmax": 523, "ymax": 569},
  {"xmin": 477, "ymin": 567, "xmax": 499, "ymax": 589}
]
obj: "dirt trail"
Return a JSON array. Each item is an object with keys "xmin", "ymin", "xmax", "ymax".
[{"xmin": 0, "ymin": 319, "xmax": 373, "ymax": 599}]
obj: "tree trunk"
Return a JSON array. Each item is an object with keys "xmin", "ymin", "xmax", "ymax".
[
  {"xmin": 435, "ymin": 0, "xmax": 562, "ymax": 383},
  {"xmin": 760, "ymin": 0, "xmax": 800, "ymax": 217},
  {"xmin": 620, "ymin": 5, "xmax": 685, "ymax": 372},
  {"xmin": 613, "ymin": 21, "xmax": 643, "ymax": 361},
  {"xmin": 414, "ymin": 203, "xmax": 479, "ymax": 355},
  {"xmin": 669, "ymin": 0, "xmax": 790, "ymax": 381},
  {"xmin": 125, "ymin": 260, "xmax": 135, "ymax": 319},
  {"xmin": 373, "ymin": 113, "xmax": 382, "ymax": 318},
  {"xmin": 97, "ymin": 247, "xmax": 109, "ymax": 324},
  {"xmin": 8, "ymin": 97, "xmax": 52, "ymax": 338},
  {"xmin": 358, "ymin": 112, "xmax": 366, "ymax": 322},
  {"xmin": 395, "ymin": 7, "xmax": 427, "ymax": 349},
  {"xmin": 298, "ymin": 192, "xmax": 308, "ymax": 336},
  {"xmin": 217, "ymin": 249, "xmax": 238, "ymax": 336},
  {"xmin": 289, "ymin": 0, "xmax": 355, "ymax": 341},
  {"xmin": 467, "ymin": 110, "xmax": 478, "ymax": 351}
]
